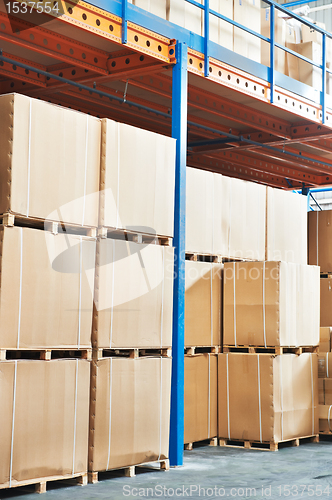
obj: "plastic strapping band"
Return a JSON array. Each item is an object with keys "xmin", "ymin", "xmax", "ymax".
[
  {"xmin": 226, "ymin": 354, "xmax": 231, "ymax": 440},
  {"xmin": 160, "ymin": 247, "xmax": 165, "ymax": 349},
  {"xmin": 327, "ymin": 352, "xmax": 329, "ymax": 378},
  {"xmin": 158, "ymin": 358, "xmax": 163, "ymax": 461},
  {"xmin": 107, "ymin": 358, "xmax": 113, "ymax": 470},
  {"xmin": 82, "ymin": 117, "xmax": 89, "ymax": 226},
  {"xmin": 27, "ymin": 101, "xmax": 31, "ymax": 217},
  {"xmin": 72, "ymin": 359, "xmax": 79, "ymax": 475},
  {"xmin": 310, "ymin": 354, "xmax": 314, "ymax": 436},
  {"xmin": 263, "ymin": 262, "xmax": 266, "ymax": 348},
  {"xmin": 316, "ymin": 210, "xmax": 319, "ymax": 267},
  {"xmin": 78, "ymin": 236, "xmax": 83, "ymax": 349},
  {"xmin": 208, "ymin": 355, "xmax": 211, "ymax": 439},
  {"xmin": 328, "ymin": 405, "xmax": 332, "ymax": 433},
  {"xmin": 210, "ymin": 266, "xmax": 213, "ymax": 347},
  {"xmin": 17, "ymin": 228, "xmax": 23, "ymax": 349},
  {"xmin": 110, "ymin": 240, "xmax": 115, "ymax": 348},
  {"xmin": 233, "ymin": 262, "xmax": 237, "ymax": 347},
  {"xmin": 116, "ymin": 130, "xmax": 120, "ymax": 229},
  {"xmin": 9, "ymin": 360, "xmax": 17, "ymax": 488},
  {"xmin": 257, "ymin": 355, "xmax": 262, "ymax": 443},
  {"xmin": 280, "ymin": 356, "xmax": 284, "ymax": 441}
]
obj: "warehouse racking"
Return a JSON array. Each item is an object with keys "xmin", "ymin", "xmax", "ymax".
[{"xmin": 1, "ymin": 0, "xmax": 332, "ymax": 469}]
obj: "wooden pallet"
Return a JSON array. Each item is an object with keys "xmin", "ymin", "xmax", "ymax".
[
  {"xmin": 185, "ymin": 346, "xmax": 221, "ymax": 355},
  {"xmin": 93, "ymin": 347, "xmax": 172, "ymax": 360},
  {"xmin": 98, "ymin": 226, "xmax": 172, "ymax": 246},
  {"xmin": 219, "ymin": 435, "xmax": 319, "ymax": 452},
  {"xmin": 1, "ymin": 213, "xmax": 96, "ymax": 237},
  {"xmin": 223, "ymin": 346, "xmax": 319, "ymax": 355},
  {"xmin": 0, "ymin": 472, "xmax": 87, "ymax": 494},
  {"xmin": 0, "ymin": 348, "xmax": 92, "ymax": 361},
  {"xmin": 88, "ymin": 459, "xmax": 169, "ymax": 484},
  {"xmin": 184, "ymin": 437, "xmax": 218, "ymax": 450},
  {"xmin": 321, "ymin": 273, "xmax": 332, "ymax": 279},
  {"xmin": 185, "ymin": 253, "xmax": 223, "ymax": 263}
]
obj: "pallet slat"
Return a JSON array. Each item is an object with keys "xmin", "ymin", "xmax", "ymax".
[
  {"xmin": 223, "ymin": 346, "xmax": 319, "ymax": 355},
  {"xmin": 0, "ymin": 349, "xmax": 92, "ymax": 361},
  {"xmin": 98, "ymin": 227, "xmax": 172, "ymax": 246},
  {"xmin": 0, "ymin": 473, "xmax": 88, "ymax": 493},
  {"xmin": 88, "ymin": 459, "xmax": 169, "ymax": 484},
  {"xmin": 219, "ymin": 435, "xmax": 319, "ymax": 451},
  {"xmin": 92, "ymin": 348, "xmax": 171, "ymax": 360},
  {"xmin": 1, "ymin": 213, "xmax": 96, "ymax": 237}
]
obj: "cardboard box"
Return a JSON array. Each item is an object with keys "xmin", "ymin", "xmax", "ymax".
[
  {"xmin": 210, "ymin": 0, "xmax": 233, "ymax": 50},
  {"xmin": 324, "ymin": 379, "xmax": 332, "ymax": 405},
  {"xmin": 218, "ymin": 353, "xmax": 319, "ymax": 443},
  {"xmin": 185, "ymin": 0, "xmax": 203, "ymax": 35},
  {"xmin": 319, "ymin": 379, "xmax": 324, "ymax": 404},
  {"xmin": 266, "ymin": 187, "xmax": 307, "ymax": 264},
  {"xmin": 0, "ymin": 94, "xmax": 100, "ymax": 227},
  {"xmin": 0, "ymin": 359, "xmax": 90, "ymax": 488},
  {"xmin": 320, "ymin": 278, "xmax": 332, "ymax": 327},
  {"xmin": 318, "ymin": 353, "xmax": 332, "ymax": 378},
  {"xmin": 223, "ymin": 261, "xmax": 320, "ymax": 348},
  {"xmin": 184, "ymin": 354, "xmax": 218, "ymax": 444},
  {"xmin": 93, "ymin": 238, "xmax": 173, "ymax": 349},
  {"xmin": 320, "ymin": 327, "xmax": 332, "ymax": 353},
  {"xmin": 233, "ymin": 0, "xmax": 261, "ymax": 64},
  {"xmin": 319, "ymin": 405, "xmax": 332, "ymax": 433},
  {"xmin": 286, "ymin": 42, "xmax": 321, "ymax": 88},
  {"xmin": 261, "ymin": 9, "xmax": 286, "ymax": 73},
  {"xmin": 186, "ymin": 168, "xmax": 266, "ymax": 259},
  {"xmin": 302, "ymin": 21, "xmax": 325, "ymax": 44},
  {"xmin": 0, "ymin": 226, "xmax": 95, "ymax": 349},
  {"xmin": 308, "ymin": 210, "xmax": 332, "ymax": 272},
  {"xmin": 89, "ymin": 357, "xmax": 171, "ymax": 472},
  {"xmin": 167, "ymin": 0, "xmax": 185, "ymax": 26},
  {"xmin": 100, "ymin": 120, "xmax": 176, "ymax": 239},
  {"xmin": 185, "ymin": 261, "xmax": 222, "ymax": 347},
  {"xmin": 132, "ymin": 0, "xmax": 166, "ymax": 19}
]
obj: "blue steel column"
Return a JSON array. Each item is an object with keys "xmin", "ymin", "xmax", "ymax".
[
  {"xmin": 170, "ymin": 41, "xmax": 188, "ymax": 468},
  {"xmin": 204, "ymin": 0, "xmax": 210, "ymax": 77},
  {"xmin": 122, "ymin": 0, "xmax": 128, "ymax": 44},
  {"xmin": 270, "ymin": 4, "xmax": 275, "ymax": 104}
]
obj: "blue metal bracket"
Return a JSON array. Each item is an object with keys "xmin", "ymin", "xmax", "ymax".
[
  {"xmin": 170, "ymin": 41, "xmax": 188, "ymax": 468},
  {"xmin": 270, "ymin": 4, "xmax": 275, "ymax": 104},
  {"xmin": 309, "ymin": 192, "xmax": 322, "ymax": 211},
  {"xmin": 122, "ymin": 0, "xmax": 128, "ymax": 44},
  {"xmin": 204, "ymin": 0, "xmax": 209, "ymax": 78}
]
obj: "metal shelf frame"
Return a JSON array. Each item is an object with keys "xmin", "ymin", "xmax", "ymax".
[{"xmin": 1, "ymin": 0, "xmax": 332, "ymax": 469}]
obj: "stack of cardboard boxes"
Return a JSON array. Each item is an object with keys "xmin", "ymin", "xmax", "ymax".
[
  {"xmin": 0, "ymin": 94, "xmax": 176, "ymax": 491},
  {"xmin": 308, "ymin": 210, "xmax": 332, "ymax": 434},
  {"xmin": 88, "ymin": 120, "xmax": 175, "ymax": 479},
  {"xmin": 185, "ymin": 168, "xmax": 320, "ymax": 450},
  {"xmin": 0, "ymin": 93, "xmax": 99, "ymax": 491}
]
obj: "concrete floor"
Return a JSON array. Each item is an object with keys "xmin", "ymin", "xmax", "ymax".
[{"xmin": 3, "ymin": 438, "xmax": 332, "ymax": 500}]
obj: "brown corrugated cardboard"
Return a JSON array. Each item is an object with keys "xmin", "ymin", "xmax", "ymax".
[
  {"xmin": 324, "ymin": 379, "xmax": 332, "ymax": 405},
  {"xmin": 184, "ymin": 354, "xmax": 218, "ymax": 444},
  {"xmin": 100, "ymin": 119, "xmax": 175, "ymax": 238},
  {"xmin": 186, "ymin": 168, "xmax": 266, "ymax": 259},
  {"xmin": 0, "ymin": 94, "xmax": 100, "ymax": 227},
  {"xmin": 318, "ymin": 353, "xmax": 332, "ymax": 378},
  {"xmin": 210, "ymin": 0, "xmax": 233, "ymax": 50},
  {"xmin": 319, "ymin": 379, "xmax": 324, "ymax": 405},
  {"xmin": 89, "ymin": 357, "xmax": 171, "ymax": 472},
  {"xmin": 286, "ymin": 42, "xmax": 321, "ymax": 88},
  {"xmin": 266, "ymin": 187, "xmax": 307, "ymax": 264},
  {"xmin": 185, "ymin": 261, "xmax": 222, "ymax": 347},
  {"xmin": 319, "ymin": 405, "xmax": 332, "ymax": 433},
  {"xmin": 0, "ymin": 226, "xmax": 95, "ymax": 349},
  {"xmin": 233, "ymin": 0, "xmax": 261, "ymax": 63},
  {"xmin": 93, "ymin": 238, "xmax": 173, "ymax": 349},
  {"xmin": 223, "ymin": 261, "xmax": 320, "ymax": 348},
  {"xmin": 218, "ymin": 353, "xmax": 318, "ymax": 443},
  {"xmin": 320, "ymin": 278, "xmax": 332, "ymax": 327},
  {"xmin": 320, "ymin": 327, "xmax": 332, "ymax": 353},
  {"xmin": 261, "ymin": 9, "xmax": 286, "ymax": 73},
  {"xmin": 308, "ymin": 210, "xmax": 332, "ymax": 272},
  {"xmin": 0, "ymin": 359, "xmax": 90, "ymax": 489},
  {"xmin": 302, "ymin": 21, "xmax": 325, "ymax": 44},
  {"xmin": 166, "ymin": 0, "xmax": 185, "ymax": 26}
]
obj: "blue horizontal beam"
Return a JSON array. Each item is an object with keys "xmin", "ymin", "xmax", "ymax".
[{"xmin": 282, "ymin": 0, "xmax": 317, "ymax": 7}]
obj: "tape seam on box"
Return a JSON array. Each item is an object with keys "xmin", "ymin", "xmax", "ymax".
[
  {"xmin": 226, "ymin": 353, "xmax": 231, "ymax": 440},
  {"xmin": 72, "ymin": 359, "xmax": 79, "ymax": 475},
  {"xmin": 9, "ymin": 360, "xmax": 17, "ymax": 488},
  {"xmin": 233, "ymin": 262, "xmax": 237, "ymax": 347},
  {"xmin": 27, "ymin": 101, "xmax": 32, "ymax": 218},
  {"xmin": 327, "ymin": 352, "xmax": 329, "ymax": 378},
  {"xmin": 257, "ymin": 355, "xmax": 262, "ymax": 443},
  {"xmin": 110, "ymin": 240, "xmax": 115, "ymax": 348},
  {"xmin": 107, "ymin": 357, "xmax": 113, "ymax": 470},
  {"xmin": 17, "ymin": 228, "xmax": 23, "ymax": 349},
  {"xmin": 82, "ymin": 116, "xmax": 89, "ymax": 227}
]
